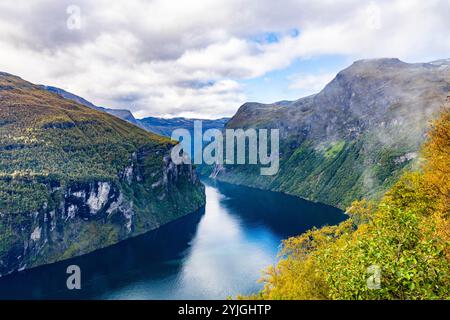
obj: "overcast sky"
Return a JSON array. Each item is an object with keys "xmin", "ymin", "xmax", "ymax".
[{"xmin": 0, "ymin": 0, "xmax": 449, "ymax": 119}]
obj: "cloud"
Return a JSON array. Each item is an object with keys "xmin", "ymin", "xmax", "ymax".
[
  {"xmin": 0, "ymin": 0, "xmax": 448, "ymax": 118},
  {"xmin": 289, "ymin": 73, "xmax": 336, "ymax": 96}
]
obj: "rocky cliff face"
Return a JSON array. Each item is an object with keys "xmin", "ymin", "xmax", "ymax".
[
  {"xmin": 214, "ymin": 58, "xmax": 450, "ymax": 208},
  {"xmin": 0, "ymin": 72, "xmax": 205, "ymax": 276},
  {"xmin": 1, "ymin": 153, "xmax": 202, "ymax": 276}
]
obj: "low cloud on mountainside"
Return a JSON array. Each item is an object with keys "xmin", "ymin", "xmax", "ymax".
[{"xmin": 0, "ymin": 0, "xmax": 448, "ymax": 118}]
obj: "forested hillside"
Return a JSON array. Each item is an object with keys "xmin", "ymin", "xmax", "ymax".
[
  {"xmin": 0, "ymin": 72, "xmax": 205, "ymax": 276},
  {"xmin": 247, "ymin": 109, "xmax": 449, "ymax": 299}
]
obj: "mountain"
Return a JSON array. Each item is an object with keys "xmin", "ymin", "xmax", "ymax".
[
  {"xmin": 0, "ymin": 72, "xmax": 205, "ymax": 276},
  {"xmin": 40, "ymin": 85, "xmax": 141, "ymax": 126},
  {"xmin": 139, "ymin": 117, "xmax": 229, "ymax": 175},
  {"xmin": 214, "ymin": 58, "xmax": 450, "ymax": 209},
  {"xmin": 138, "ymin": 117, "xmax": 230, "ymax": 138},
  {"xmin": 249, "ymin": 109, "xmax": 450, "ymax": 299},
  {"xmin": 39, "ymin": 85, "xmax": 229, "ymax": 171}
]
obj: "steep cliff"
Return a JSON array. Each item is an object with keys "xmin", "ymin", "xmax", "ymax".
[
  {"xmin": 0, "ymin": 72, "xmax": 205, "ymax": 276},
  {"xmin": 214, "ymin": 58, "xmax": 450, "ymax": 208}
]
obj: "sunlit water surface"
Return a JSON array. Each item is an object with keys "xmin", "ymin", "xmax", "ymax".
[{"xmin": 0, "ymin": 180, "xmax": 346, "ymax": 299}]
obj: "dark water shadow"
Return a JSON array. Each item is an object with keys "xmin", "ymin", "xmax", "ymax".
[
  {"xmin": 206, "ymin": 179, "xmax": 346, "ymax": 239},
  {"xmin": 0, "ymin": 207, "xmax": 205, "ymax": 299}
]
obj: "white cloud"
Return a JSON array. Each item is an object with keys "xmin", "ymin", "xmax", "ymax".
[
  {"xmin": 0, "ymin": 0, "xmax": 448, "ymax": 118},
  {"xmin": 289, "ymin": 73, "xmax": 336, "ymax": 96}
]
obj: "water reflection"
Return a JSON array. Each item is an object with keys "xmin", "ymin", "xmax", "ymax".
[{"xmin": 0, "ymin": 180, "xmax": 346, "ymax": 300}]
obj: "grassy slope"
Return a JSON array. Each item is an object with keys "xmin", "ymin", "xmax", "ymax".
[
  {"xmin": 0, "ymin": 73, "xmax": 170, "ymax": 212},
  {"xmin": 214, "ymin": 133, "xmax": 419, "ymax": 209},
  {"xmin": 0, "ymin": 73, "xmax": 205, "ymax": 267}
]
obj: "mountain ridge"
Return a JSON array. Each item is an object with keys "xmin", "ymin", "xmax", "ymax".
[
  {"xmin": 39, "ymin": 85, "xmax": 141, "ymax": 127},
  {"xmin": 214, "ymin": 58, "xmax": 450, "ymax": 208},
  {"xmin": 39, "ymin": 84, "xmax": 230, "ymax": 138}
]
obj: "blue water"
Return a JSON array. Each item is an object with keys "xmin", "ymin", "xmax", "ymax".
[{"xmin": 0, "ymin": 180, "xmax": 346, "ymax": 299}]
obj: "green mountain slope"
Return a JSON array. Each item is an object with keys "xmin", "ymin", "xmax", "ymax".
[
  {"xmin": 214, "ymin": 58, "xmax": 450, "ymax": 209},
  {"xmin": 40, "ymin": 85, "xmax": 229, "ymax": 140},
  {"xmin": 0, "ymin": 72, "xmax": 205, "ymax": 276},
  {"xmin": 40, "ymin": 85, "xmax": 141, "ymax": 127}
]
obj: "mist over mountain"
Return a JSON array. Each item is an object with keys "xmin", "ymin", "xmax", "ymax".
[{"xmin": 214, "ymin": 58, "xmax": 450, "ymax": 208}]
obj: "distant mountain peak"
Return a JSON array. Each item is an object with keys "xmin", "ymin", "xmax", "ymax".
[
  {"xmin": 429, "ymin": 58, "xmax": 450, "ymax": 66},
  {"xmin": 352, "ymin": 57, "xmax": 405, "ymax": 66}
]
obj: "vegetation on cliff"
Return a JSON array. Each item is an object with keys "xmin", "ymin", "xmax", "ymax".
[
  {"xmin": 247, "ymin": 109, "xmax": 449, "ymax": 299},
  {"xmin": 216, "ymin": 59, "xmax": 449, "ymax": 209},
  {"xmin": 0, "ymin": 72, "xmax": 205, "ymax": 274}
]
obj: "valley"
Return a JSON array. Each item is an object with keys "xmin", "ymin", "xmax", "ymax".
[
  {"xmin": 0, "ymin": 57, "xmax": 448, "ymax": 300},
  {"xmin": 0, "ymin": 180, "xmax": 346, "ymax": 299}
]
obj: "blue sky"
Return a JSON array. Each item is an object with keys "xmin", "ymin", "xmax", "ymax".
[{"xmin": 240, "ymin": 53, "xmax": 352, "ymax": 104}]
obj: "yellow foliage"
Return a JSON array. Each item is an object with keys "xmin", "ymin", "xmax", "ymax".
[{"xmin": 249, "ymin": 107, "xmax": 450, "ymax": 300}]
